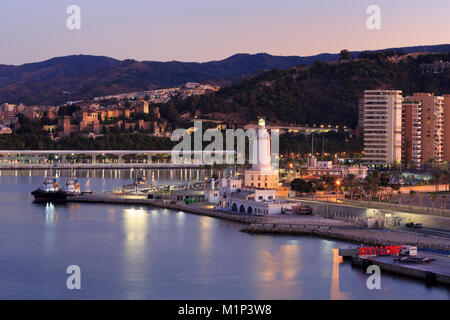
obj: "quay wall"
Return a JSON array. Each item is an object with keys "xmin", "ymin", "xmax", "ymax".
[
  {"xmin": 297, "ymin": 200, "xmax": 450, "ymax": 231},
  {"xmin": 243, "ymin": 224, "xmax": 450, "ymax": 252},
  {"xmin": 67, "ymin": 195, "xmax": 255, "ymax": 225},
  {"xmin": 351, "ymin": 255, "xmax": 450, "ymax": 285}
]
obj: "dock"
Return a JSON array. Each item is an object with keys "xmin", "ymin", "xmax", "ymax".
[{"xmin": 351, "ymin": 252, "xmax": 450, "ymax": 285}]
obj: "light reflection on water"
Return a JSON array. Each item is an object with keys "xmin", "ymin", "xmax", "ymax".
[{"xmin": 0, "ymin": 169, "xmax": 448, "ymax": 300}]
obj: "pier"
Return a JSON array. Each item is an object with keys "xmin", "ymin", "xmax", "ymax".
[{"xmin": 352, "ymin": 252, "xmax": 450, "ymax": 285}]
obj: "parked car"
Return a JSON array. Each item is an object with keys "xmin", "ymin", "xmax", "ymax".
[
  {"xmin": 413, "ymin": 223, "xmax": 423, "ymax": 229},
  {"xmin": 288, "ymin": 206, "xmax": 313, "ymax": 215}
]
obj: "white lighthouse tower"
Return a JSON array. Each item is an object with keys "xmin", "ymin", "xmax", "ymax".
[
  {"xmin": 216, "ymin": 117, "xmax": 292, "ymax": 215},
  {"xmin": 244, "ymin": 117, "xmax": 279, "ymax": 189},
  {"xmin": 252, "ymin": 117, "xmax": 272, "ymax": 172}
]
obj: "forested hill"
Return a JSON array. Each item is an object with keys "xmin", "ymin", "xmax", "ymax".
[
  {"xmin": 1, "ymin": 44, "xmax": 449, "ymax": 105},
  {"xmin": 167, "ymin": 53, "xmax": 450, "ymax": 128}
]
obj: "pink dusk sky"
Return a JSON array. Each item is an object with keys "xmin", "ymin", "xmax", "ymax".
[{"xmin": 1, "ymin": 0, "xmax": 449, "ymax": 65}]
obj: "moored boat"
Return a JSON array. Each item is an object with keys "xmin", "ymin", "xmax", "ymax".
[
  {"xmin": 62, "ymin": 177, "xmax": 81, "ymax": 196},
  {"xmin": 31, "ymin": 177, "xmax": 67, "ymax": 202}
]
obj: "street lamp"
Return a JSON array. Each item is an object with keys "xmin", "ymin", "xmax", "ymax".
[{"xmin": 335, "ymin": 179, "xmax": 341, "ymax": 203}]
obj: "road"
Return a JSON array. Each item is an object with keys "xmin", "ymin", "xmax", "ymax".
[{"xmin": 394, "ymin": 226, "xmax": 450, "ymax": 239}]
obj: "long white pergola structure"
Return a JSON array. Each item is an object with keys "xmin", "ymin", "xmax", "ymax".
[{"xmin": 0, "ymin": 150, "xmax": 235, "ymax": 164}]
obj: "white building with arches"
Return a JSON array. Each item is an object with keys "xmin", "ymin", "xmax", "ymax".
[
  {"xmin": 217, "ymin": 177, "xmax": 295, "ymax": 215},
  {"xmin": 216, "ymin": 117, "xmax": 295, "ymax": 215}
]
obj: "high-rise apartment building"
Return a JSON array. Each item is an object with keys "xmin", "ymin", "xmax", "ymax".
[
  {"xmin": 409, "ymin": 93, "xmax": 445, "ymax": 164},
  {"xmin": 434, "ymin": 96, "xmax": 444, "ymax": 163},
  {"xmin": 363, "ymin": 90, "xmax": 403, "ymax": 166},
  {"xmin": 354, "ymin": 98, "xmax": 365, "ymax": 138},
  {"xmin": 401, "ymin": 100, "xmax": 422, "ymax": 168},
  {"xmin": 443, "ymin": 95, "xmax": 450, "ymax": 163}
]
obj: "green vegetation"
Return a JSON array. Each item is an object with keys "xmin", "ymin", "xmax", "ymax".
[
  {"xmin": 279, "ymin": 131, "xmax": 362, "ymax": 155},
  {"xmin": 0, "ymin": 115, "xmax": 174, "ymax": 150},
  {"xmin": 166, "ymin": 53, "xmax": 450, "ymax": 128},
  {"xmin": 0, "ymin": 132, "xmax": 174, "ymax": 150}
]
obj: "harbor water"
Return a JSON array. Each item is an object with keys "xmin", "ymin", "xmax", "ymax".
[{"xmin": 0, "ymin": 169, "xmax": 448, "ymax": 299}]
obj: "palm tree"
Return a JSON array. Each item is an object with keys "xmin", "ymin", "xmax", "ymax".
[
  {"xmin": 442, "ymin": 170, "xmax": 450, "ymax": 191},
  {"xmin": 387, "ymin": 192, "xmax": 393, "ymax": 205},
  {"xmin": 442, "ymin": 195, "xmax": 447, "ymax": 214},
  {"xmin": 430, "ymin": 192, "xmax": 438, "ymax": 213},
  {"xmin": 342, "ymin": 174, "xmax": 357, "ymax": 200},
  {"xmin": 418, "ymin": 193, "xmax": 424, "ymax": 212},
  {"xmin": 364, "ymin": 171, "xmax": 381, "ymax": 202},
  {"xmin": 397, "ymin": 190, "xmax": 402, "ymax": 206},
  {"xmin": 432, "ymin": 170, "xmax": 442, "ymax": 192},
  {"xmin": 409, "ymin": 190, "xmax": 416, "ymax": 208}
]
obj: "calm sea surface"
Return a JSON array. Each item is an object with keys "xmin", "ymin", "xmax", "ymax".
[{"xmin": 0, "ymin": 169, "xmax": 448, "ymax": 299}]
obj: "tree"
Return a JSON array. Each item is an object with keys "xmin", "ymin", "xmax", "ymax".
[
  {"xmin": 442, "ymin": 170, "xmax": 450, "ymax": 191},
  {"xmin": 363, "ymin": 171, "xmax": 381, "ymax": 201},
  {"xmin": 409, "ymin": 190, "xmax": 416, "ymax": 208},
  {"xmin": 432, "ymin": 170, "xmax": 442, "ymax": 192},
  {"xmin": 387, "ymin": 192, "xmax": 393, "ymax": 204},
  {"xmin": 291, "ymin": 179, "xmax": 314, "ymax": 193},
  {"xmin": 319, "ymin": 175, "xmax": 337, "ymax": 192},
  {"xmin": 430, "ymin": 192, "xmax": 438, "ymax": 212},
  {"xmin": 340, "ymin": 49, "xmax": 351, "ymax": 61},
  {"xmin": 342, "ymin": 174, "xmax": 358, "ymax": 200},
  {"xmin": 418, "ymin": 193, "xmax": 424, "ymax": 211}
]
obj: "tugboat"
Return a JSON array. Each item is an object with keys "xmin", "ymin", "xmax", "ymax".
[
  {"xmin": 31, "ymin": 176, "xmax": 67, "ymax": 202},
  {"xmin": 62, "ymin": 177, "xmax": 81, "ymax": 196},
  {"xmin": 122, "ymin": 170, "xmax": 148, "ymax": 193},
  {"xmin": 134, "ymin": 169, "xmax": 147, "ymax": 185}
]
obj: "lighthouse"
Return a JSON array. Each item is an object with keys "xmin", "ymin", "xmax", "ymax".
[
  {"xmin": 217, "ymin": 117, "xmax": 291, "ymax": 215},
  {"xmin": 252, "ymin": 117, "xmax": 272, "ymax": 172},
  {"xmin": 244, "ymin": 117, "xmax": 279, "ymax": 189}
]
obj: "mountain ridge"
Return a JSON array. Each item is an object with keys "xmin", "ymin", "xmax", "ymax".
[{"xmin": 1, "ymin": 44, "xmax": 449, "ymax": 105}]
